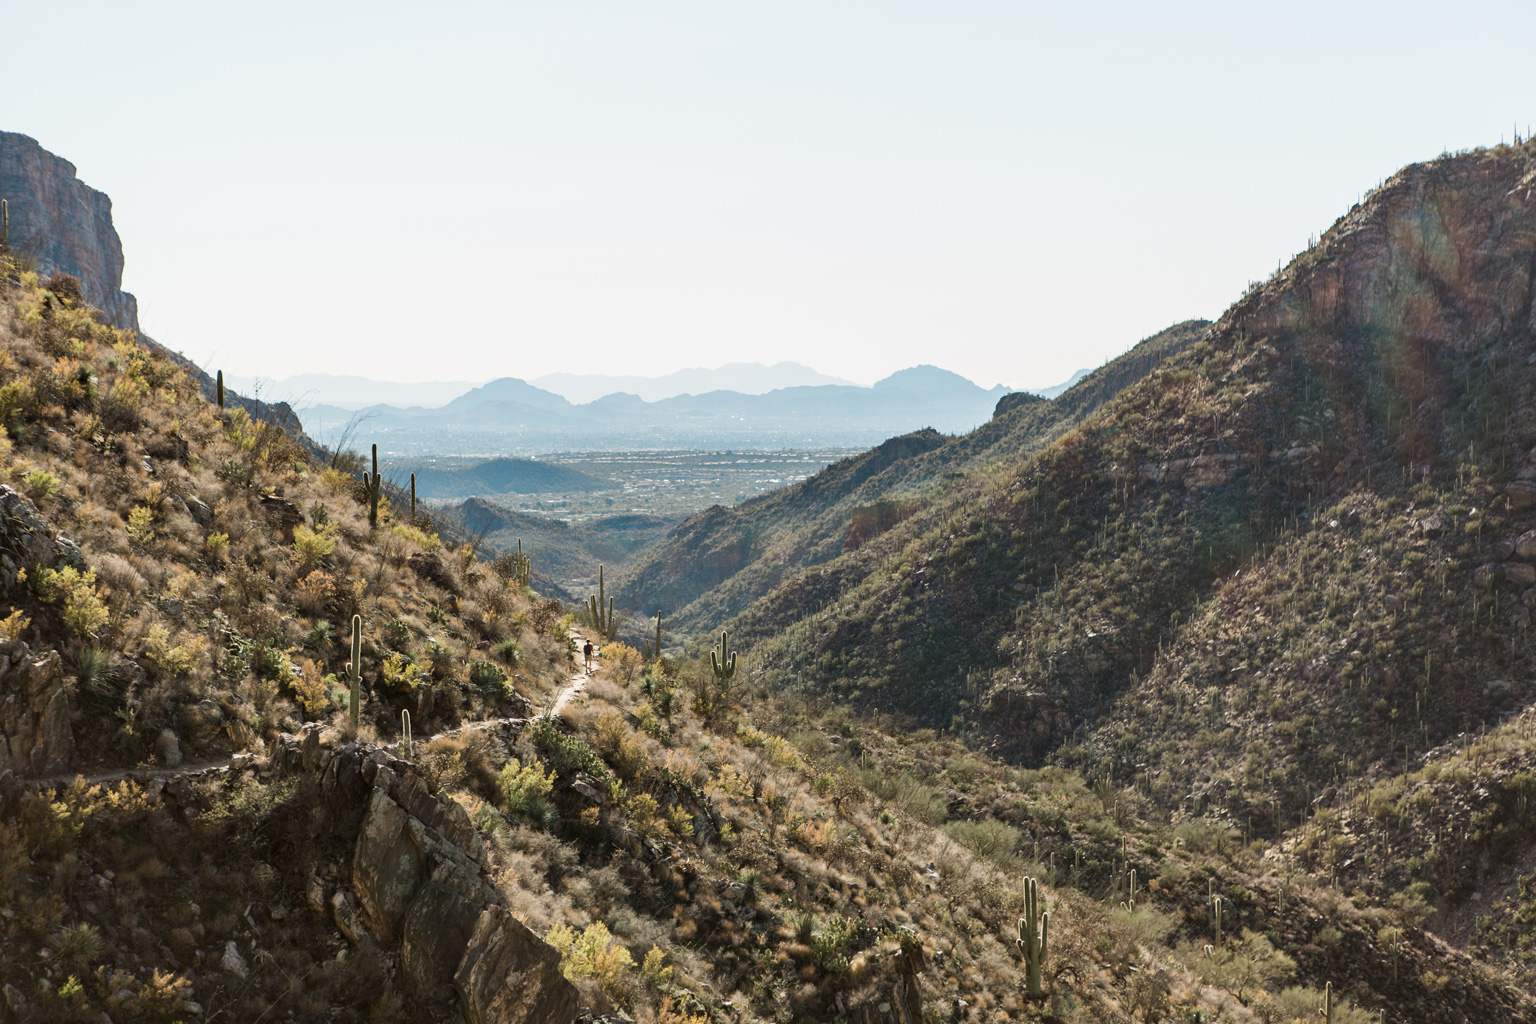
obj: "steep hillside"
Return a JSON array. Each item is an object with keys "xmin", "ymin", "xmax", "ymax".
[
  {"xmin": 661, "ymin": 141, "xmax": 1536, "ymax": 981},
  {"xmin": 616, "ymin": 320, "xmax": 1208, "ymax": 637}
]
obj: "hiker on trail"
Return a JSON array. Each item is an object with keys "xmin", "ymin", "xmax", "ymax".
[{"xmin": 583, "ymin": 639, "xmax": 594, "ymax": 669}]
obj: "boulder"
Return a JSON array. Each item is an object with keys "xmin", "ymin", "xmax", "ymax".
[
  {"xmin": 1517, "ymin": 530, "xmax": 1536, "ymax": 559},
  {"xmin": 331, "ymin": 890, "xmax": 365, "ymax": 945},
  {"xmin": 1506, "ymin": 480, "xmax": 1536, "ymax": 508},
  {"xmin": 407, "ymin": 551, "xmax": 456, "ymax": 592},
  {"xmin": 259, "ymin": 494, "xmax": 303, "ymax": 544},
  {"xmin": 455, "ymin": 907, "xmax": 577, "ymax": 1024},
  {"xmin": 1505, "ymin": 562, "xmax": 1536, "ymax": 586}
]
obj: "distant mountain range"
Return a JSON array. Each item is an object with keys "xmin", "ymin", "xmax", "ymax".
[
  {"xmin": 531, "ymin": 362, "xmax": 854, "ymax": 403},
  {"xmin": 299, "ymin": 364, "xmax": 1015, "ymax": 454}
]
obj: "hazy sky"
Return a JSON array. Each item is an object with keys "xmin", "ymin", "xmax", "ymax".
[{"xmin": 7, "ymin": 1, "xmax": 1536, "ymax": 390}]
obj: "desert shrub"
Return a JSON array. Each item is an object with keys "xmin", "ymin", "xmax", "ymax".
[
  {"xmin": 530, "ymin": 719, "xmax": 614, "ymax": 785},
  {"xmin": 380, "ymin": 651, "xmax": 421, "ymax": 692},
  {"xmin": 498, "ymin": 759, "xmax": 557, "ymax": 825},
  {"xmin": 594, "ymin": 711, "xmax": 649, "ymax": 779},
  {"xmin": 126, "ymin": 505, "xmax": 156, "ymax": 546},
  {"xmin": 295, "ymin": 569, "xmax": 338, "ymax": 614},
  {"xmin": 32, "ymin": 566, "xmax": 110, "ymax": 636},
  {"xmin": 21, "ymin": 467, "xmax": 60, "ymax": 501},
  {"xmin": 204, "ymin": 531, "xmax": 231, "ymax": 562},
  {"xmin": 141, "ymin": 623, "xmax": 201, "ymax": 677},
  {"xmin": 604, "ymin": 642, "xmax": 642, "ymax": 685},
  {"xmin": 546, "ymin": 921, "xmax": 634, "ymax": 1001},
  {"xmin": 291, "ymin": 522, "xmax": 338, "ymax": 572},
  {"xmin": 390, "ymin": 522, "xmax": 438, "ymax": 549},
  {"xmin": 943, "ymin": 819, "xmax": 1020, "ymax": 866}
]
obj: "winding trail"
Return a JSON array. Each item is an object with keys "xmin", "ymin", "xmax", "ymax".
[{"xmin": 17, "ymin": 647, "xmax": 597, "ymax": 791}]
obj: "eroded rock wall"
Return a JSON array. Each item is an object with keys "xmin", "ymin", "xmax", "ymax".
[{"xmin": 0, "ymin": 131, "xmax": 139, "ymax": 333}]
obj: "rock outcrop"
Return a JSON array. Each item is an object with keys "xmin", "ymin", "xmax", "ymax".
[
  {"xmin": 0, "ymin": 131, "xmax": 139, "ymax": 332},
  {"xmin": 269, "ymin": 729, "xmax": 579, "ymax": 1024},
  {"xmin": 0, "ymin": 638, "xmax": 72, "ymax": 776},
  {"xmin": 0, "ymin": 484, "xmax": 88, "ymax": 776}
]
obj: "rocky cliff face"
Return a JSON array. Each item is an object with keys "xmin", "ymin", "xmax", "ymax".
[{"xmin": 0, "ymin": 132, "xmax": 139, "ymax": 332}]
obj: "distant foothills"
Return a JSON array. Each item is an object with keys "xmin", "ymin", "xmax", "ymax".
[{"xmin": 275, "ymin": 363, "xmax": 1092, "ymax": 455}]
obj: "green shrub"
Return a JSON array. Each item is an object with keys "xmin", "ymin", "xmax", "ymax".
[
  {"xmin": 21, "ymin": 468, "xmax": 60, "ymax": 501},
  {"xmin": 291, "ymin": 522, "xmax": 337, "ymax": 572},
  {"xmin": 32, "ymin": 566, "xmax": 109, "ymax": 636}
]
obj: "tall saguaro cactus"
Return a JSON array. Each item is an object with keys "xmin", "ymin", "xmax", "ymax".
[
  {"xmin": 1017, "ymin": 876, "xmax": 1050, "ymax": 999},
  {"xmin": 585, "ymin": 565, "xmax": 615, "ymax": 639},
  {"xmin": 1320, "ymin": 981, "xmax": 1334, "ymax": 1023},
  {"xmin": 1, "ymin": 199, "xmax": 7, "ymax": 247},
  {"xmin": 347, "ymin": 614, "xmax": 363, "ymax": 736},
  {"xmin": 409, "ymin": 472, "xmax": 416, "ymax": 519},
  {"xmin": 216, "ymin": 370, "xmax": 225, "ymax": 410},
  {"xmin": 653, "ymin": 613, "xmax": 663, "ymax": 661},
  {"xmin": 401, "ymin": 709, "xmax": 412, "ymax": 759},
  {"xmin": 711, "ymin": 630, "xmax": 737, "ymax": 689},
  {"xmin": 368, "ymin": 444, "xmax": 381, "ymax": 529}
]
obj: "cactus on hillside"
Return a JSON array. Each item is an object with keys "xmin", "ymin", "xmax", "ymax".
[
  {"xmin": 368, "ymin": 444, "xmax": 381, "ymax": 529},
  {"xmin": 347, "ymin": 614, "xmax": 363, "ymax": 736},
  {"xmin": 584, "ymin": 565, "xmax": 616, "ymax": 639},
  {"xmin": 409, "ymin": 472, "xmax": 416, "ymax": 519},
  {"xmin": 216, "ymin": 370, "xmax": 225, "ymax": 410},
  {"xmin": 653, "ymin": 613, "xmax": 663, "ymax": 661},
  {"xmin": 401, "ymin": 708, "xmax": 412, "ymax": 759},
  {"xmin": 1, "ymin": 199, "xmax": 7, "ymax": 247},
  {"xmin": 1016, "ymin": 876, "xmax": 1050, "ymax": 999},
  {"xmin": 711, "ymin": 629, "xmax": 736, "ymax": 688},
  {"xmin": 1320, "ymin": 980, "xmax": 1334, "ymax": 1022}
]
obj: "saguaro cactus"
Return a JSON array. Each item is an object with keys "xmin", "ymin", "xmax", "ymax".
[
  {"xmin": 409, "ymin": 472, "xmax": 416, "ymax": 519},
  {"xmin": 653, "ymin": 613, "xmax": 663, "ymax": 661},
  {"xmin": 1320, "ymin": 981, "xmax": 1334, "ymax": 1023},
  {"xmin": 585, "ymin": 565, "xmax": 615, "ymax": 639},
  {"xmin": 711, "ymin": 630, "xmax": 736, "ymax": 689},
  {"xmin": 347, "ymin": 614, "xmax": 363, "ymax": 736},
  {"xmin": 401, "ymin": 709, "xmax": 412, "ymax": 759},
  {"xmin": 216, "ymin": 370, "xmax": 225, "ymax": 410},
  {"xmin": 1016, "ymin": 876, "xmax": 1050, "ymax": 999},
  {"xmin": 368, "ymin": 444, "xmax": 381, "ymax": 529},
  {"xmin": 511, "ymin": 539, "xmax": 531, "ymax": 588},
  {"xmin": 1, "ymin": 199, "xmax": 7, "ymax": 247}
]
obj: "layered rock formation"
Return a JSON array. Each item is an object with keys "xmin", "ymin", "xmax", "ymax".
[{"xmin": 0, "ymin": 131, "xmax": 139, "ymax": 332}]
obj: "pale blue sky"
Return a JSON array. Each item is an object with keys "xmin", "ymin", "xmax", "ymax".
[{"xmin": 7, "ymin": 1, "xmax": 1535, "ymax": 390}]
